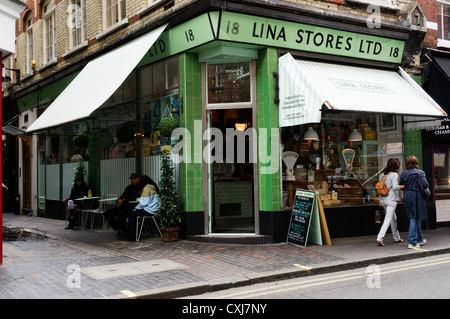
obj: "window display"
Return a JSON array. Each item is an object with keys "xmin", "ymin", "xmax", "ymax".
[{"xmin": 281, "ymin": 113, "xmax": 404, "ymax": 208}]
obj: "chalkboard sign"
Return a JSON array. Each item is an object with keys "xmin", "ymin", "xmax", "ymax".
[{"xmin": 287, "ymin": 189, "xmax": 317, "ymax": 247}]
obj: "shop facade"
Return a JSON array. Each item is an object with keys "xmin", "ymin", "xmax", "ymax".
[{"xmin": 15, "ymin": 1, "xmax": 446, "ymax": 242}]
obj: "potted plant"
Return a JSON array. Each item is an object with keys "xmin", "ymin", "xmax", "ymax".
[
  {"xmin": 73, "ymin": 159, "xmax": 86, "ymax": 182},
  {"xmin": 157, "ymin": 150, "xmax": 182, "ymax": 241}
]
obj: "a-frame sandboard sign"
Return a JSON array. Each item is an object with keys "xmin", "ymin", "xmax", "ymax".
[{"xmin": 286, "ymin": 189, "xmax": 323, "ymax": 247}]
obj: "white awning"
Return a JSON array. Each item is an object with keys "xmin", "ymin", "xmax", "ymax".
[
  {"xmin": 278, "ymin": 53, "xmax": 447, "ymax": 128},
  {"xmin": 26, "ymin": 24, "xmax": 167, "ymax": 132}
]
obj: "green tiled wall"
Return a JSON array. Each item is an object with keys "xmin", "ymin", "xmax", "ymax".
[
  {"xmin": 256, "ymin": 47, "xmax": 281, "ymax": 211},
  {"xmin": 404, "ymin": 130, "xmax": 423, "ymax": 169},
  {"xmin": 179, "ymin": 53, "xmax": 204, "ymax": 212}
]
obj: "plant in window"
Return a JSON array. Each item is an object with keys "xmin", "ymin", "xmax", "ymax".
[
  {"xmin": 72, "ymin": 133, "xmax": 89, "ymax": 149},
  {"xmin": 158, "ymin": 116, "xmax": 179, "ymax": 137},
  {"xmin": 116, "ymin": 124, "xmax": 135, "ymax": 143}
]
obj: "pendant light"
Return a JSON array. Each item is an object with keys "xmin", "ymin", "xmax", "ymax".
[
  {"xmin": 348, "ymin": 128, "xmax": 363, "ymax": 141},
  {"xmin": 304, "ymin": 127, "xmax": 319, "ymax": 141}
]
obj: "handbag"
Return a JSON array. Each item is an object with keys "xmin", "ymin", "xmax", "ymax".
[{"xmin": 418, "ymin": 174, "xmax": 431, "ymax": 200}]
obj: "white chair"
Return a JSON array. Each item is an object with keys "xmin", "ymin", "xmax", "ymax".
[
  {"xmin": 82, "ymin": 194, "xmax": 107, "ymax": 231},
  {"xmin": 136, "ymin": 215, "xmax": 162, "ymax": 241}
]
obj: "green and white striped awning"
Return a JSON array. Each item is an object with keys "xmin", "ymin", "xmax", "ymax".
[{"xmin": 278, "ymin": 53, "xmax": 446, "ymax": 128}]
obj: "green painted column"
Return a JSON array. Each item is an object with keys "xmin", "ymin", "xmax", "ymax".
[{"xmin": 256, "ymin": 47, "xmax": 281, "ymax": 211}]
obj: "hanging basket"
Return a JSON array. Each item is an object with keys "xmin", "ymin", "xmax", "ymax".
[
  {"xmin": 158, "ymin": 116, "xmax": 179, "ymax": 137},
  {"xmin": 161, "ymin": 226, "xmax": 180, "ymax": 242}
]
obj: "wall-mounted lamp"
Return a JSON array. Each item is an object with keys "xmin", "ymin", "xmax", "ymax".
[
  {"xmin": 31, "ymin": 58, "xmax": 36, "ymax": 71},
  {"xmin": 2, "ymin": 63, "xmax": 21, "ymax": 83}
]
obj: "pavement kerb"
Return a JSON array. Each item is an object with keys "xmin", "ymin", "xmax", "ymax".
[{"xmin": 116, "ymin": 246, "xmax": 450, "ymax": 299}]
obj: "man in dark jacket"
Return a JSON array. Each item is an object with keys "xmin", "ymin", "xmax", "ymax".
[
  {"xmin": 104, "ymin": 173, "xmax": 141, "ymax": 236},
  {"xmin": 63, "ymin": 176, "xmax": 89, "ymax": 230}
]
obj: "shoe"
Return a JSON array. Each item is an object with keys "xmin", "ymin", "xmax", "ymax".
[
  {"xmin": 394, "ymin": 239, "xmax": 404, "ymax": 243},
  {"xmin": 418, "ymin": 239, "xmax": 427, "ymax": 246},
  {"xmin": 377, "ymin": 241, "xmax": 385, "ymax": 247},
  {"xmin": 65, "ymin": 225, "xmax": 74, "ymax": 230},
  {"xmin": 408, "ymin": 244, "xmax": 420, "ymax": 249}
]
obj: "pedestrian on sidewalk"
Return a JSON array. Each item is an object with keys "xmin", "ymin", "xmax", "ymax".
[
  {"xmin": 400, "ymin": 155, "xmax": 429, "ymax": 249},
  {"xmin": 377, "ymin": 158, "xmax": 404, "ymax": 246},
  {"xmin": 62, "ymin": 175, "xmax": 89, "ymax": 230},
  {"xmin": 127, "ymin": 175, "xmax": 160, "ymax": 241}
]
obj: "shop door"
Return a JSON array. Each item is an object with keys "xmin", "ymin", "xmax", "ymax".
[
  {"xmin": 22, "ymin": 137, "xmax": 32, "ymax": 214},
  {"xmin": 209, "ymin": 108, "xmax": 256, "ymax": 233},
  {"xmin": 202, "ymin": 60, "xmax": 258, "ymax": 234}
]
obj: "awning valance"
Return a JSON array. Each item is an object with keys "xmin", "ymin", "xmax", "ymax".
[
  {"xmin": 26, "ymin": 24, "xmax": 167, "ymax": 132},
  {"xmin": 278, "ymin": 53, "xmax": 446, "ymax": 128}
]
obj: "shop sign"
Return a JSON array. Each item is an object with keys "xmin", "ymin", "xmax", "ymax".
[
  {"xmin": 215, "ymin": 12, "xmax": 405, "ymax": 64},
  {"xmin": 142, "ymin": 11, "xmax": 405, "ymax": 65},
  {"xmin": 426, "ymin": 117, "xmax": 450, "ymax": 136}
]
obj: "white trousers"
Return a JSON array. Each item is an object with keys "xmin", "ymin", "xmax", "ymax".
[{"xmin": 377, "ymin": 200, "xmax": 401, "ymax": 242}]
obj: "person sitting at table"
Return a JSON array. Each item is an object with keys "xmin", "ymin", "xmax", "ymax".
[
  {"xmin": 127, "ymin": 175, "xmax": 160, "ymax": 241},
  {"xmin": 62, "ymin": 175, "xmax": 89, "ymax": 230},
  {"xmin": 104, "ymin": 173, "xmax": 141, "ymax": 237}
]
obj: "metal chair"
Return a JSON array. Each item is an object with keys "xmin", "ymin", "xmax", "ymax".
[
  {"xmin": 136, "ymin": 215, "xmax": 162, "ymax": 241},
  {"xmin": 81, "ymin": 194, "xmax": 108, "ymax": 231}
]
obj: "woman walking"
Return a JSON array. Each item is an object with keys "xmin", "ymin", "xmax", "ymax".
[
  {"xmin": 377, "ymin": 158, "xmax": 404, "ymax": 246},
  {"xmin": 400, "ymin": 155, "xmax": 429, "ymax": 249}
]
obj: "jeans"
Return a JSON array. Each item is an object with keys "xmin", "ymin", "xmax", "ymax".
[
  {"xmin": 377, "ymin": 200, "xmax": 401, "ymax": 242},
  {"xmin": 408, "ymin": 218, "xmax": 424, "ymax": 246}
]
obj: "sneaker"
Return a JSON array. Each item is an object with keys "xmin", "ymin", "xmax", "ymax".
[
  {"xmin": 418, "ymin": 239, "xmax": 427, "ymax": 246},
  {"xmin": 408, "ymin": 244, "xmax": 420, "ymax": 249}
]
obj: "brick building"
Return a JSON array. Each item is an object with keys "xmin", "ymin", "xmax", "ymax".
[{"xmin": 2, "ymin": 0, "xmax": 447, "ymax": 242}]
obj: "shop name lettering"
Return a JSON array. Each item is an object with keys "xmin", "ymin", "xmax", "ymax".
[{"xmin": 250, "ymin": 22, "xmax": 392, "ymax": 56}]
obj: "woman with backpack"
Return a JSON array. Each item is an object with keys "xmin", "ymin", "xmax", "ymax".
[
  {"xmin": 400, "ymin": 155, "xmax": 429, "ymax": 249},
  {"xmin": 376, "ymin": 158, "xmax": 404, "ymax": 246}
]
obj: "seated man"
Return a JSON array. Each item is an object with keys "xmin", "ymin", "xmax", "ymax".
[{"xmin": 104, "ymin": 173, "xmax": 140, "ymax": 237}]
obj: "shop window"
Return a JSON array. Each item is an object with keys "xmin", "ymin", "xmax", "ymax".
[
  {"xmin": 434, "ymin": 144, "xmax": 450, "ymax": 194},
  {"xmin": 207, "ymin": 62, "xmax": 251, "ymax": 105},
  {"xmin": 140, "ymin": 56, "xmax": 179, "ymax": 156},
  {"xmin": 99, "ymin": 102, "xmax": 137, "ymax": 160},
  {"xmin": 62, "ymin": 123, "xmax": 90, "ymax": 163},
  {"xmin": 281, "ymin": 113, "xmax": 404, "ymax": 208}
]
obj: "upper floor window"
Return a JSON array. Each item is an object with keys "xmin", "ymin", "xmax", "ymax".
[
  {"xmin": 68, "ymin": 0, "xmax": 87, "ymax": 48},
  {"xmin": 438, "ymin": 0, "xmax": 450, "ymax": 42},
  {"xmin": 26, "ymin": 15, "xmax": 33, "ymax": 74},
  {"xmin": 103, "ymin": 0, "xmax": 126, "ymax": 30},
  {"xmin": 43, "ymin": 0, "xmax": 56, "ymax": 63}
]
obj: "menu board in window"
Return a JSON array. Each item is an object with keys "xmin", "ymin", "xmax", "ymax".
[{"xmin": 207, "ymin": 62, "xmax": 251, "ymax": 104}]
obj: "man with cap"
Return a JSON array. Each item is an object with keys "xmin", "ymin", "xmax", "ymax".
[{"xmin": 104, "ymin": 173, "xmax": 141, "ymax": 237}]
